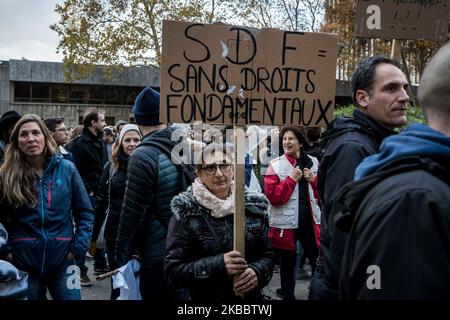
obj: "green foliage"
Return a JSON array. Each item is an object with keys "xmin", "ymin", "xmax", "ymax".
[
  {"xmin": 333, "ymin": 104, "xmax": 354, "ymax": 119},
  {"xmin": 406, "ymin": 105, "xmax": 426, "ymax": 125},
  {"xmin": 333, "ymin": 104, "xmax": 427, "ymax": 125}
]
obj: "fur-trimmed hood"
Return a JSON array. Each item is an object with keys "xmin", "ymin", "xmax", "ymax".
[{"xmin": 171, "ymin": 186, "xmax": 269, "ymax": 223}]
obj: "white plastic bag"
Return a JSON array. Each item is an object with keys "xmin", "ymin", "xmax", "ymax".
[{"xmin": 112, "ymin": 259, "xmax": 142, "ymax": 300}]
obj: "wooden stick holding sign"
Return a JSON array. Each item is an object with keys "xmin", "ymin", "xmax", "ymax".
[
  {"xmin": 390, "ymin": 39, "xmax": 402, "ymax": 60},
  {"xmin": 233, "ymin": 126, "xmax": 246, "ymax": 257}
]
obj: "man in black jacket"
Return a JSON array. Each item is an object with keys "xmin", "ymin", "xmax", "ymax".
[
  {"xmin": 115, "ymin": 87, "xmax": 194, "ymax": 300},
  {"xmin": 309, "ymin": 56, "xmax": 409, "ymax": 299},
  {"xmin": 66, "ymin": 110, "xmax": 108, "ymax": 286},
  {"xmin": 337, "ymin": 43, "xmax": 450, "ymax": 299}
]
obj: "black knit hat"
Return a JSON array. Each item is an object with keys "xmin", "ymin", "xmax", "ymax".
[
  {"xmin": 0, "ymin": 110, "xmax": 21, "ymax": 129},
  {"xmin": 132, "ymin": 87, "xmax": 161, "ymax": 126}
]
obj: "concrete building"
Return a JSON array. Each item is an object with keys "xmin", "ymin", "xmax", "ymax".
[{"xmin": 0, "ymin": 59, "xmax": 160, "ymax": 126}]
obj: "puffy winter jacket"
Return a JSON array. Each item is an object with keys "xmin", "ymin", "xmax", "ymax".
[
  {"xmin": 165, "ymin": 187, "xmax": 275, "ymax": 301},
  {"xmin": 115, "ymin": 126, "xmax": 193, "ymax": 268},
  {"xmin": 0, "ymin": 154, "xmax": 93, "ymax": 275}
]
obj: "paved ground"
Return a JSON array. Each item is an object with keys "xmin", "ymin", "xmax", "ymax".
[
  {"xmin": 81, "ymin": 256, "xmax": 311, "ymax": 300},
  {"xmin": 263, "ymin": 265, "xmax": 310, "ymax": 300}
]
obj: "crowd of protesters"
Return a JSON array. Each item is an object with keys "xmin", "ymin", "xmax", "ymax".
[{"xmin": 0, "ymin": 44, "xmax": 449, "ymax": 300}]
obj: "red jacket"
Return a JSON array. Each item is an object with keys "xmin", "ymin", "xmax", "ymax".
[{"xmin": 264, "ymin": 153, "xmax": 320, "ymax": 248}]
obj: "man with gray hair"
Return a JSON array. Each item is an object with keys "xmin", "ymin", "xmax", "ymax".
[{"xmin": 336, "ymin": 43, "xmax": 450, "ymax": 299}]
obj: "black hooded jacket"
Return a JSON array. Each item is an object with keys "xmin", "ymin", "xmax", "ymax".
[
  {"xmin": 335, "ymin": 156, "xmax": 450, "ymax": 299},
  {"xmin": 316, "ymin": 109, "xmax": 396, "ymax": 290},
  {"xmin": 335, "ymin": 123, "xmax": 450, "ymax": 299}
]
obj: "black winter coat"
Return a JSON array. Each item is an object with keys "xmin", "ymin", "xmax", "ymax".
[
  {"xmin": 165, "ymin": 187, "xmax": 276, "ymax": 301},
  {"xmin": 336, "ymin": 157, "xmax": 450, "ymax": 299},
  {"xmin": 66, "ymin": 128, "xmax": 108, "ymax": 195},
  {"xmin": 115, "ymin": 127, "xmax": 193, "ymax": 269},
  {"xmin": 93, "ymin": 156, "xmax": 128, "ymax": 244},
  {"xmin": 316, "ymin": 109, "xmax": 396, "ymax": 290}
]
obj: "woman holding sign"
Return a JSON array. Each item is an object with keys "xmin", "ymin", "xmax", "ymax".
[
  {"xmin": 165, "ymin": 143, "xmax": 275, "ymax": 301},
  {"xmin": 264, "ymin": 126, "xmax": 321, "ymax": 300}
]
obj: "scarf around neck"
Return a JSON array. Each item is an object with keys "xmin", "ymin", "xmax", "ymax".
[{"xmin": 192, "ymin": 178, "xmax": 235, "ymax": 218}]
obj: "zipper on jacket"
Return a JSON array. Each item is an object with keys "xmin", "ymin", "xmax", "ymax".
[
  {"xmin": 39, "ymin": 178, "xmax": 47, "ymax": 274},
  {"xmin": 47, "ymin": 180, "xmax": 52, "ymax": 207},
  {"xmin": 39, "ymin": 160, "xmax": 53, "ymax": 274}
]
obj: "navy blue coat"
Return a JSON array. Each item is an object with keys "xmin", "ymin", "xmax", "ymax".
[{"xmin": 115, "ymin": 127, "xmax": 188, "ymax": 268}]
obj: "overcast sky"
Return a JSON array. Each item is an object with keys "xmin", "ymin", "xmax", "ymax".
[{"xmin": 0, "ymin": 0, "xmax": 63, "ymax": 62}]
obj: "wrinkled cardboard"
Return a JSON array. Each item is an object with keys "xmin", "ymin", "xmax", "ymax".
[
  {"xmin": 160, "ymin": 20, "xmax": 338, "ymax": 127},
  {"xmin": 355, "ymin": 0, "xmax": 449, "ymax": 40}
]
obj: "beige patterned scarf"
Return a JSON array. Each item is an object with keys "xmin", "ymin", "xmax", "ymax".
[{"xmin": 192, "ymin": 178, "xmax": 234, "ymax": 218}]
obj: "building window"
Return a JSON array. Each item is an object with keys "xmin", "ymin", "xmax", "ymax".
[
  {"xmin": 51, "ymin": 85, "xmax": 68, "ymax": 103},
  {"xmin": 14, "ymin": 82, "xmax": 31, "ymax": 102},
  {"xmin": 70, "ymin": 85, "xmax": 86, "ymax": 104},
  {"xmin": 13, "ymin": 82, "xmax": 148, "ymax": 106},
  {"xmin": 31, "ymin": 84, "xmax": 50, "ymax": 102},
  {"xmin": 88, "ymin": 86, "xmax": 105, "ymax": 104},
  {"xmin": 104, "ymin": 86, "xmax": 121, "ymax": 105}
]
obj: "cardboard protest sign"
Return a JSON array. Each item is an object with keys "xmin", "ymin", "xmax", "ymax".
[
  {"xmin": 160, "ymin": 20, "xmax": 338, "ymax": 127},
  {"xmin": 355, "ymin": 0, "xmax": 449, "ymax": 41}
]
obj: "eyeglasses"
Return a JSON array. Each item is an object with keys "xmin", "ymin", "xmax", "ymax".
[
  {"xmin": 202, "ymin": 164, "xmax": 232, "ymax": 175},
  {"xmin": 54, "ymin": 128, "xmax": 69, "ymax": 133}
]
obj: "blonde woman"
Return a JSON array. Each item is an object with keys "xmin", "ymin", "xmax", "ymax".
[
  {"xmin": 91, "ymin": 124, "xmax": 141, "ymax": 299},
  {"xmin": 0, "ymin": 114, "xmax": 93, "ymax": 300}
]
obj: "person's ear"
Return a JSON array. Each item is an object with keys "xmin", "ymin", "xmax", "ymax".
[{"xmin": 356, "ymin": 89, "xmax": 370, "ymax": 109}]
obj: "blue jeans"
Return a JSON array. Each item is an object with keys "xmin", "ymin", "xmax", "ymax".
[{"xmin": 27, "ymin": 260, "xmax": 81, "ymax": 300}]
